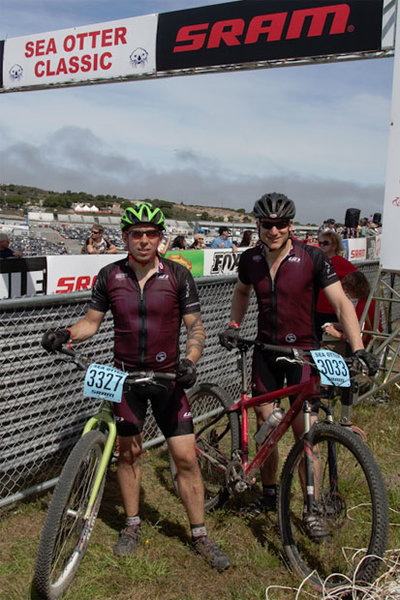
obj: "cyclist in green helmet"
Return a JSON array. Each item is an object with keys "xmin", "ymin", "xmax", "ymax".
[{"xmin": 42, "ymin": 200, "xmax": 231, "ymax": 571}]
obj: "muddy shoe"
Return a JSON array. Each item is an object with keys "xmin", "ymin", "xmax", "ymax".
[
  {"xmin": 113, "ymin": 524, "xmax": 141, "ymax": 556},
  {"xmin": 303, "ymin": 512, "xmax": 331, "ymax": 543},
  {"xmin": 191, "ymin": 536, "xmax": 231, "ymax": 570}
]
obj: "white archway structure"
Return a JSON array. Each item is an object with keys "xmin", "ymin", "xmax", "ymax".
[{"xmin": 0, "ymin": 0, "xmax": 399, "ymax": 393}]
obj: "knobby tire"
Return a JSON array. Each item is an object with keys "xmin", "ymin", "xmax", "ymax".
[
  {"xmin": 170, "ymin": 383, "xmax": 240, "ymax": 511},
  {"xmin": 278, "ymin": 422, "xmax": 388, "ymax": 591},
  {"xmin": 34, "ymin": 430, "xmax": 107, "ymax": 600}
]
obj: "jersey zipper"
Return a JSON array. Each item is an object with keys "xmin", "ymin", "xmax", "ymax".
[
  {"xmin": 138, "ymin": 286, "xmax": 147, "ymax": 368},
  {"xmin": 269, "ymin": 251, "xmax": 292, "ymax": 345},
  {"xmin": 134, "ymin": 271, "xmax": 159, "ymax": 368}
]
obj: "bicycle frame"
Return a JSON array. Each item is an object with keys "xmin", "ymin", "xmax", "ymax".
[
  {"xmin": 230, "ymin": 346, "xmax": 321, "ymax": 484},
  {"xmin": 80, "ymin": 400, "xmax": 116, "ymax": 521},
  {"xmin": 192, "ymin": 343, "xmax": 328, "ymax": 514}
]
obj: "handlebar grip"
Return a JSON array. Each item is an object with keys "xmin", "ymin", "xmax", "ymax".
[
  {"xmin": 238, "ymin": 338, "xmax": 302, "ymax": 357},
  {"xmin": 60, "ymin": 346, "xmax": 76, "ymax": 357}
]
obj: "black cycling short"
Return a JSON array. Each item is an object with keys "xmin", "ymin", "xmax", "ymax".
[
  {"xmin": 251, "ymin": 347, "xmax": 320, "ymax": 413},
  {"xmin": 113, "ymin": 381, "xmax": 194, "ymax": 438}
]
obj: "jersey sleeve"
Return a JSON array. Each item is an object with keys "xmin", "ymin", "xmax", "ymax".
[
  {"xmin": 318, "ymin": 252, "xmax": 339, "ymax": 289},
  {"xmin": 237, "ymin": 250, "xmax": 252, "ymax": 285},
  {"xmin": 176, "ymin": 265, "xmax": 201, "ymax": 315},
  {"xmin": 89, "ymin": 265, "xmax": 110, "ymax": 313}
]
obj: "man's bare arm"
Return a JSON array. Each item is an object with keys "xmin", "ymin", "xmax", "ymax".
[
  {"xmin": 183, "ymin": 312, "xmax": 206, "ymax": 365},
  {"xmin": 68, "ymin": 309, "xmax": 105, "ymax": 343},
  {"xmin": 230, "ymin": 280, "xmax": 252, "ymax": 325}
]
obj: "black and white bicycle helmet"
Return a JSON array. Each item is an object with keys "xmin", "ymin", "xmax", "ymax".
[{"xmin": 253, "ymin": 193, "xmax": 296, "ymax": 220}]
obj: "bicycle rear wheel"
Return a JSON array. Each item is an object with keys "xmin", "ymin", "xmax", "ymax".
[
  {"xmin": 278, "ymin": 422, "xmax": 388, "ymax": 590},
  {"xmin": 170, "ymin": 383, "xmax": 240, "ymax": 511},
  {"xmin": 34, "ymin": 430, "xmax": 107, "ymax": 600}
]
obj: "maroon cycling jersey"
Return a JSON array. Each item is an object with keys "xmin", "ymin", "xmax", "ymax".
[
  {"xmin": 238, "ymin": 239, "xmax": 338, "ymax": 349},
  {"xmin": 90, "ymin": 257, "xmax": 200, "ymax": 371}
]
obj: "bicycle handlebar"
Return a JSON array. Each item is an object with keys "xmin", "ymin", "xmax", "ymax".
[
  {"xmin": 57, "ymin": 347, "xmax": 176, "ymax": 383},
  {"xmin": 236, "ymin": 338, "xmax": 304, "ymax": 358},
  {"xmin": 235, "ymin": 337, "xmax": 367, "ymax": 377}
]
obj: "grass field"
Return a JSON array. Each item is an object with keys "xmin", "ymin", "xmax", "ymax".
[{"xmin": 1, "ymin": 395, "xmax": 400, "ymax": 600}]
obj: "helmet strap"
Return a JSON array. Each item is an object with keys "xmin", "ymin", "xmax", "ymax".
[{"xmin": 260, "ymin": 233, "xmax": 291, "ymax": 253}]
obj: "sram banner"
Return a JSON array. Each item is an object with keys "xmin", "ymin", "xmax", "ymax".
[
  {"xmin": 46, "ymin": 254, "xmax": 125, "ymax": 294},
  {"xmin": 2, "ymin": 14, "xmax": 156, "ymax": 90},
  {"xmin": 157, "ymin": 0, "xmax": 385, "ymax": 71}
]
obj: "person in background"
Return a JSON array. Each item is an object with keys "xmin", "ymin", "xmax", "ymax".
[
  {"xmin": 170, "ymin": 235, "xmax": 187, "ymax": 250},
  {"xmin": 210, "ymin": 226, "xmax": 237, "ymax": 250},
  {"xmin": 315, "ymin": 230, "xmax": 357, "ymax": 341},
  {"xmin": 303, "ymin": 232, "xmax": 314, "ymax": 245},
  {"xmin": 358, "ymin": 218, "xmax": 369, "ymax": 237},
  {"xmin": 238, "ymin": 230, "xmax": 254, "ymax": 247},
  {"xmin": 322, "ymin": 271, "xmax": 381, "ymax": 348},
  {"xmin": 0, "ymin": 233, "xmax": 23, "ymax": 258},
  {"xmin": 324, "ymin": 218, "xmax": 336, "ymax": 232},
  {"xmin": 85, "ymin": 224, "xmax": 117, "ymax": 254},
  {"xmin": 190, "ymin": 233, "xmax": 206, "ymax": 249}
]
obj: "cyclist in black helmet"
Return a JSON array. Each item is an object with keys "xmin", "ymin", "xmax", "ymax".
[
  {"xmin": 219, "ymin": 192, "xmax": 378, "ymax": 540},
  {"xmin": 42, "ymin": 201, "xmax": 231, "ymax": 571}
]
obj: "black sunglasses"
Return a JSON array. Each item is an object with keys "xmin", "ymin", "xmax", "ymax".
[
  {"xmin": 260, "ymin": 220, "xmax": 290, "ymax": 230},
  {"xmin": 318, "ymin": 240, "xmax": 331, "ymax": 247}
]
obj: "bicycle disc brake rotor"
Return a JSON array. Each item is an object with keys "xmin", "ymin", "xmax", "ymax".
[{"xmin": 321, "ymin": 490, "xmax": 347, "ymax": 527}]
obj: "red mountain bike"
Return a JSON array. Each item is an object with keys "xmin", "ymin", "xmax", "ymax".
[{"xmin": 170, "ymin": 338, "xmax": 388, "ymax": 590}]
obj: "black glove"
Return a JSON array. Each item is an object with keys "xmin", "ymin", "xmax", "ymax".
[
  {"xmin": 219, "ymin": 325, "xmax": 240, "ymax": 351},
  {"xmin": 176, "ymin": 358, "xmax": 197, "ymax": 388},
  {"xmin": 42, "ymin": 328, "xmax": 71, "ymax": 352},
  {"xmin": 354, "ymin": 349, "xmax": 379, "ymax": 376}
]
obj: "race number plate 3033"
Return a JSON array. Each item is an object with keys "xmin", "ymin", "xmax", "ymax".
[
  {"xmin": 310, "ymin": 350, "xmax": 350, "ymax": 387},
  {"xmin": 84, "ymin": 363, "xmax": 128, "ymax": 402}
]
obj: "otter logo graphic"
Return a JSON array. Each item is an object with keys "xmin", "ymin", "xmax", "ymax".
[
  {"xmin": 9, "ymin": 64, "xmax": 23, "ymax": 81},
  {"xmin": 285, "ymin": 333, "xmax": 297, "ymax": 343},
  {"xmin": 156, "ymin": 351, "xmax": 167, "ymax": 362},
  {"xmin": 130, "ymin": 47, "xmax": 149, "ymax": 67}
]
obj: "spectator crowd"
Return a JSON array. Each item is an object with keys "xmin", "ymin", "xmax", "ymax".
[{"xmin": 0, "ymin": 212, "xmax": 381, "ymax": 258}]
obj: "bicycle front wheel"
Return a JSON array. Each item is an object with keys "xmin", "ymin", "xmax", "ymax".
[
  {"xmin": 34, "ymin": 430, "xmax": 107, "ymax": 600},
  {"xmin": 278, "ymin": 422, "xmax": 388, "ymax": 590},
  {"xmin": 170, "ymin": 383, "xmax": 240, "ymax": 511}
]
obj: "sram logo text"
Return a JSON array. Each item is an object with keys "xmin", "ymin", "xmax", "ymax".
[
  {"xmin": 174, "ymin": 3, "xmax": 350, "ymax": 52},
  {"xmin": 56, "ymin": 275, "xmax": 97, "ymax": 293}
]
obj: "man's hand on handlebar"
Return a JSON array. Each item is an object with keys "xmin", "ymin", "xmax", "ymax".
[
  {"xmin": 219, "ymin": 323, "xmax": 240, "ymax": 351},
  {"xmin": 175, "ymin": 358, "xmax": 197, "ymax": 388},
  {"xmin": 42, "ymin": 328, "xmax": 71, "ymax": 352},
  {"xmin": 353, "ymin": 349, "xmax": 379, "ymax": 376}
]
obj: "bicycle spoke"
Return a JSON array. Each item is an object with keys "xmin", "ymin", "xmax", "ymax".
[{"xmin": 279, "ymin": 423, "xmax": 388, "ymax": 589}]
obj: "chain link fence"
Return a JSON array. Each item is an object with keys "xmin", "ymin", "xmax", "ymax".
[{"xmin": 0, "ymin": 261, "xmax": 392, "ymax": 510}]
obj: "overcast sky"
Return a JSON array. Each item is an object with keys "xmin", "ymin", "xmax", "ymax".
[{"xmin": 0, "ymin": 0, "xmax": 394, "ymax": 224}]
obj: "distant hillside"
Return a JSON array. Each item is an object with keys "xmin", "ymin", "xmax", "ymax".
[{"xmin": 0, "ymin": 184, "xmax": 251, "ymax": 223}]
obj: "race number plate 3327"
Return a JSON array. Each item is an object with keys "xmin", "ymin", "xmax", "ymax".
[{"xmin": 84, "ymin": 363, "xmax": 128, "ymax": 402}]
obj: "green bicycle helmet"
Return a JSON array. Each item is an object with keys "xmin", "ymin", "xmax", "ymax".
[{"xmin": 120, "ymin": 202, "xmax": 166, "ymax": 231}]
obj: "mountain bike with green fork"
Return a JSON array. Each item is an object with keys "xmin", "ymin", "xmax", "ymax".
[
  {"xmin": 34, "ymin": 348, "xmax": 175, "ymax": 600},
  {"xmin": 170, "ymin": 338, "xmax": 389, "ymax": 591}
]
